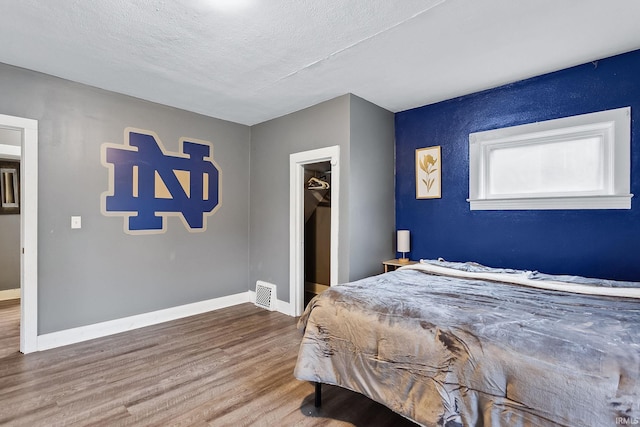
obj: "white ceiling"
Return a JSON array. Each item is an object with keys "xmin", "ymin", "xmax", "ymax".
[{"xmin": 1, "ymin": 0, "xmax": 640, "ymax": 126}]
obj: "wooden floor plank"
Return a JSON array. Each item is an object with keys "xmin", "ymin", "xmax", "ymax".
[
  {"xmin": 0, "ymin": 302, "xmax": 417, "ymax": 426},
  {"xmin": 0, "ymin": 298, "xmax": 19, "ymax": 360}
]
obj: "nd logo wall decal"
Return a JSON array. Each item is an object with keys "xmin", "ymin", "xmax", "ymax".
[{"xmin": 101, "ymin": 128, "xmax": 221, "ymax": 234}]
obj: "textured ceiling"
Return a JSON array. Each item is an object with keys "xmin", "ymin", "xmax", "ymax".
[{"xmin": 1, "ymin": 0, "xmax": 640, "ymax": 125}]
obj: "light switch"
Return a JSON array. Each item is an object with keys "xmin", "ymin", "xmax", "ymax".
[{"xmin": 71, "ymin": 216, "xmax": 82, "ymax": 229}]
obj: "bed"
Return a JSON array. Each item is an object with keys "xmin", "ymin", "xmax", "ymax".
[{"xmin": 294, "ymin": 259, "xmax": 640, "ymax": 426}]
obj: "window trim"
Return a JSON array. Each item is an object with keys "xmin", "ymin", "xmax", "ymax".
[{"xmin": 468, "ymin": 107, "xmax": 632, "ymax": 210}]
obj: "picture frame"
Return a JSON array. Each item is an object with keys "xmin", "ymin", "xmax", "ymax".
[
  {"xmin": 0, "ymin": 160, "xmax": 20, "ymax": 214},
  {"xmin": 415, "ymin": 146, "xmax": 441, "ymax": 199}
]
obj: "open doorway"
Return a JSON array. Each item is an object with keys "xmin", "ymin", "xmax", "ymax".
[
  {"xmin": 0, "ymin": 113, "xmax": 38, "ymax": 354},
  {"xmin": 0, "ymin": 127, "xmax": 21, "ymax": 357},
  {"xmin": 303, "ymin": 162, "xmax": 331, "ymax": 307},
  {"xmin": 289, "ymin": 146, "xmax": 340, "ymax": 317}
]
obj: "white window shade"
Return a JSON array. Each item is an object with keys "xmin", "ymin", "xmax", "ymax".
[{"xmin": 468, "ymin": 107, "xmax": 632, "ymax": 210}]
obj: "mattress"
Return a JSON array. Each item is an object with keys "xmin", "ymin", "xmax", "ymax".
[{"xmin": 294, "ymin": 260, "xmax": 640, "ymax": 426}]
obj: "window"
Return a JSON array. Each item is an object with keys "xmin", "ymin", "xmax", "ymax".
[{"xmin": 468, "ymin": 107, "xmax": 632, "ymax": 210}]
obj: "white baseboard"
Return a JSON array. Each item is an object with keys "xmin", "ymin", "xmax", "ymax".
[
  {"xmin": 249, "ymin": 290, "xmax": 293, "ymax": 317},
  {"xmin": 37, "ymin": 292, "xmax": 251, "ymax": 351},
  {"xmin": 0, "ymin": 288, "xmax": 20, "ymax": 301}
]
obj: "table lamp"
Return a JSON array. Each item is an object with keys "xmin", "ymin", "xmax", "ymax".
[{"xmin": 397, "ymin": 230, "xmax": 410, "ymax": 263}]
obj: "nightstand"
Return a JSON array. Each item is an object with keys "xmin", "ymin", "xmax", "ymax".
[{"xmin": 382, "ymin": 259, "xmax": 418, "ymax": 273}]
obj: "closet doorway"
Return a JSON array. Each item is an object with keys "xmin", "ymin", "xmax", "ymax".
[
  {"xmin": 289, "ymin": 146, "xmax": 340, "ymax": 317},
  {"xmin": 303, "ymin": 162, "xmax": 331, "ymax": 307}
]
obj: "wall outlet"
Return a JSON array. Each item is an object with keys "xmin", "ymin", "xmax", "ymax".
[{"xmin": 71, "ymin": 216, "xmax": 81, "ymax": 229}]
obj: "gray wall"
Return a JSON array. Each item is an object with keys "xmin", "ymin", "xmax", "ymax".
[
  {"xmin": 348, "ymin": 95, "xmax": 396, "ymax": 280},
  {"xmin": 0, "ymin": 214, "xmax": 19, "ymax": 291},
  {"xmin": 0, "ymin": 128, "xmax": 21, "ymax": 291},
  {"xmin": 0, "ymin": 127, "xmax": 22, "ymax": 146},
  {"xmin": 0, "ymin": 61, "xmax": 394, "ymax": 332},
  {"xmin": 249, "ymin": 94, "xmax": 395, "ymax": 303},
  {"xmin": 0, "ymin": 63, "xmax": 250, "ymax": 334},
  {"xmin": 250, "ymin": 95, "xmax": 351, "ymax": 302}
]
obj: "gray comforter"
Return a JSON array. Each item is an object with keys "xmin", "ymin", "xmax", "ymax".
[{"xmin": 294, "ymin": 261, "xmax": 640, "ymax": 426}]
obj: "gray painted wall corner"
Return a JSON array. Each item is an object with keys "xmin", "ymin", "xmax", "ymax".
[
  {"xmin": 248, "ymin": 94, "xmax": 395, "ymax": 303},
  {"xmin": 348, "ymin": 94, "xmax": 395, "ymax": 281},
  {"xmin": 249, "ymin": 95, "xmax": 351, "ymax": 303}
]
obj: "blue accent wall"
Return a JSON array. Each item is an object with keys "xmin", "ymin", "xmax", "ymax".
[{"xmin": 395, "ymin": 49, "xmax": 640, "ymax": 281}]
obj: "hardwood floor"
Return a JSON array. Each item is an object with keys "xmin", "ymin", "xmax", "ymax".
[
  {"xmin": 0, "ymin": 299, "xmax": 20, "ymax": 359},
  {"xmin": 0, "ymin": 302, "xmax": 417, "ymax": 426}
]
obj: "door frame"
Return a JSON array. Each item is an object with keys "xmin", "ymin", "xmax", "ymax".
[
  {"xmin": 0, "ymin": 113, "xmax": 38, "ymax": 354},
  {"xmin": 289, "ymin": 146, "xmax": 340, "ymax": 317}
]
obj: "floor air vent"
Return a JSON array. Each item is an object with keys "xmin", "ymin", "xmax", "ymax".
[{"xmin": 255, "ymin": 281, "xmax": 277, "ymax": 311}]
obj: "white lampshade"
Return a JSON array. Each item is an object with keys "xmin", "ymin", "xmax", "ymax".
[{"xmin": 397, "ymin": 230, "xmax": 410, "ymax": 253}]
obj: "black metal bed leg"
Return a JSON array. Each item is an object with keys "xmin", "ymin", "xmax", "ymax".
[{"xmin": 314, "ymin": 382, "xmax": 322, "ymax": 407}]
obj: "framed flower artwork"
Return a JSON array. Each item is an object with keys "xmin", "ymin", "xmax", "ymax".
[{"xmin": 415, "ymin": 146, "xmax": 441, "ymax": 199}]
